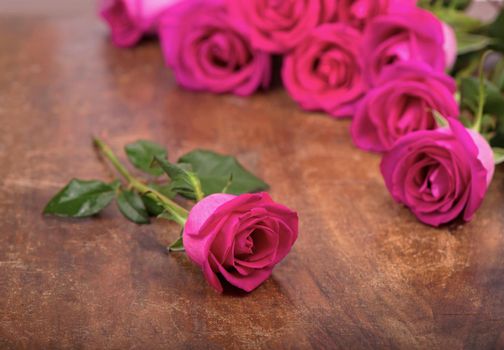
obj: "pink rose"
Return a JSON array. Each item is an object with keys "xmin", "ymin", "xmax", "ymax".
[
  {"xmin": 282, "ymin": 23, "xmax": 367, "ymax": 118},
  {"xmin": 351, "ymin": 62, "xmax": 459, "ymax": 152},
  {"xmin": 226, "ymin": 0, "xmax": 338, "ymax": 53},
  {"xmin": 158, "ymin": 0, "xmax": 271, "ymax": 96},
  {"xmin": 362, "ymin": 8, "xmax": 449, "ymax": 84},
  {"xmin": 99, "ymin": 0, "xmax": 178, "ymax": 47},
  {"xmin": 380, "ymin": 118, "xmax": 495, "ymax": 227},
  {"xmin": 336, "ymin": 0, "xmax": 416, "ymax": 30},
  {"xmin": 183, "ymin": 193, "xmax": 298, "ymax": 292}
]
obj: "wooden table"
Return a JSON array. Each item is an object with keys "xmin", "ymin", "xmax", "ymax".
[{"xmin": 1, "ymin": 2, "xmax": 503, "ymax": 349}]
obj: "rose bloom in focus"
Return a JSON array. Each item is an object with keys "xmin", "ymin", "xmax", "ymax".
[
  {"xmin": 183, "ymin": 193, "xmax": 298, "ymax": 292},
  {"xmin": 381, "ymin": 118, "xmax": 495, "ymax": 227}
]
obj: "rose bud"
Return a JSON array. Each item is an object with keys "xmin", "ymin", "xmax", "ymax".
[
  {"xmin": 282, "ymin": 23, "xmax": 367, "ymax": 118},
  {"xmin": 226, "ymin": 0, "xmax": 337, "ymax": 53},
  {"xmin": 158, "ymin": 0, "xmax": 271, "ymax": 96},
  {"xmin": 380, "ymin": 118, "xmax": 495, "ymax": 227},
  {"xmin": 362, "ymin": 8, "xmax": 453, "ymax": 84},
  {"xmin": 351, "ymin": 62, "xmax": 459, "ymax": 152},
  {"xmin": 99, "ymin": 0, "xmax": 179, "ymax": 47},
  {"xmin": 336, "ymin": 0, "xmax": 416, "ymax": 30},
  {"xmin": 183, "ymin": 193, "xmax": 298, "ymax": 292}
]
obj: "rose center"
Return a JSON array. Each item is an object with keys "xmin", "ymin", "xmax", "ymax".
[
  {"xmin": 314, "ymin": 48, "xmax": 353, "ymax": 88},
  {"xmin": 381, "ymin": 35, "xmax": 411, "ymax": 69},
  {"xmin": 416, "ymin": 161, "xmax": 450, "ymax": 200},
  {"xmin": 235, "ymin": 233, "xmax": 254, "ymax": 257},
  {"xmin": 235, "ymin": 226, "xmax": 277, "ymax": 264},
  {"xmin": 393, "ymin": 96, "xmax": 428, "ymax": 135},
  {"xmin": 203, "ymin": 32, "xmax": 251, "ymax": 71}
]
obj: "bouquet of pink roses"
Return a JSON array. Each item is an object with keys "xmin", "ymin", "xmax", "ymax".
[
  {"xmin": 43, "ymin": 0, "xmax": 504, "ymax": 293},
  {"xmin": 99, "ymin": 0, "xmax": 504, "ymax": 227}
]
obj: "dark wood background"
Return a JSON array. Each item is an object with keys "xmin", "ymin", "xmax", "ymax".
[{"xmin": 1, "ymin": 1, "xmax": 503, "ymax": 349}]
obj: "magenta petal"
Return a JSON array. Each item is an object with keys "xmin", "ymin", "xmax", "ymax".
[
  {"xmin": 202, "ymin": 259, "xmax": 224, "ymax": 293},
  {"xmin": 448, "ymin": 119, "xmax": 493, "ymax": 222},
  {"xmin": 211, "ymin": 254, "xmax": 273, "ymax": 292},
  {"xmin": 183, "ymin": 194, "xmax": 236, "ymax": 266}
]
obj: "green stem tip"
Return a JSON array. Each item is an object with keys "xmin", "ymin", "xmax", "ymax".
[{"xmin": 472, "ymin": 50, "xmax": 492, "ymax": 133}]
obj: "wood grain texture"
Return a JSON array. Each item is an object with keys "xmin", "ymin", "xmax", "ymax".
[{"xmin": 1, "ymin": 2, "xmax": 504, "ymax": 349}]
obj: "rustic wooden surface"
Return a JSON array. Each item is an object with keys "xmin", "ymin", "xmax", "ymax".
[{"xmin": 1, "ymin": 2, "xmax": 504, "ymax": 349}]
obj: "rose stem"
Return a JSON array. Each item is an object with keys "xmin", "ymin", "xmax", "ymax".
[
  {"xmin": 93, "ymin": 137, "xmax": 189, "ymax": 226},
  {"xmin": 473, "ymin": 50, "xmax": 492, "ymax": 133}
]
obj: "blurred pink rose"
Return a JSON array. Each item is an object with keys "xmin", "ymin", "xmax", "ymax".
[
  {"xmin": 226, "ymin": 0, "xmax": 338, "ymax": 53},
  {"xmin": 381, "ymin": 118, "xmax": 494, "ymax": 227},
  {"xmin": 158, "ymin": 0, "xmax": 271, "ymax": 95},
  {"xmin": 351, "ymin": 62, "xmax": 459, "ymax": 152},
  {"xmin": 99, "ymin": 0, "xmax": 178, "ymax": 47},
  {"xmin": 282, "ymin": 23, "xmax": 367, "ymax": 118},
  {"xmin": 183, "ymin": 193, "xmax": 298, "ymax": 292},
  {"xmin": 336, "ymin": 0, "xmax": 416, "ymax": 30},
  {"xmin": 362, "ymin": 8, "xmax": 449, "ymax": 84}
]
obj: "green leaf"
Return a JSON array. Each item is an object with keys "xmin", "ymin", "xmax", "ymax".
[
  {"xmin": 153, "ymin": 156, "xmax": 204, "ymax": 200},
  {"xmin": 490, "ymin": 114, "xmax": 504, "ymax": 148},
  {"xmin": 157, "ymin": 210, "xmax": 179, "ymax": 224},
  {"xmin": 460, "ymin": 77, "xmax": 479, "ymax": 112},
  {"xmin": 116, "ymin": 190, "xmax": 150, "ymax": 224},
  {"xmin": 481, "ymin": 114, "xmax": 497, "ymax": 133},
  {"xmin": 460, "ymin": 77, "xmax": 504, "ymax": 118},
  {"xmin": 451, "ymin": 0, "xmax": 471, "ymax": 10},
  {"xmin": 178, "ymin": 150, "xmax": 269, "ymax": 196},
  {"xmin": 150, "ymin": 183, "xmax": 177, "ymax": 198},
  {"xmin": 488, "ymin": 10, "xmax": 504, "ymax": 41},
  {"xmin": 141, "ymin": 183, "xmax": 176, "ymax": 216},
  {"xmin": 43, "ymin": 179, "xmax": 115, "ymax": 217},
  {"xmin": 434, "ymin": 8, "xmax": 482, "ymax": 33},
  {"xmin": 419, "ymin": 0, "xmax": 471, "ymax": 11},
  {"xmin": 480, "ymin": 10, "xmax": 504, "ymax": 54},
  {"xmin": 125, "ymin": 140, "xmax": 167, "ymax": 176},
  {"xmin": 167, "ymin": 235, "xmax": 184, "ymax": 252},
  {"xmin": 492, "ymin": 59, "xmax": 504, "ymax": 91},
  {"xmin": 142, "ymin": 196, "xmax": 164, "ymax": 216},
  {"xmin": 493, "ymin": 147, "xmax": 504, "ymax": 165},
  {"xmin": 456, "ymin": 32, "xmax": 491, "ymax": 56}
]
